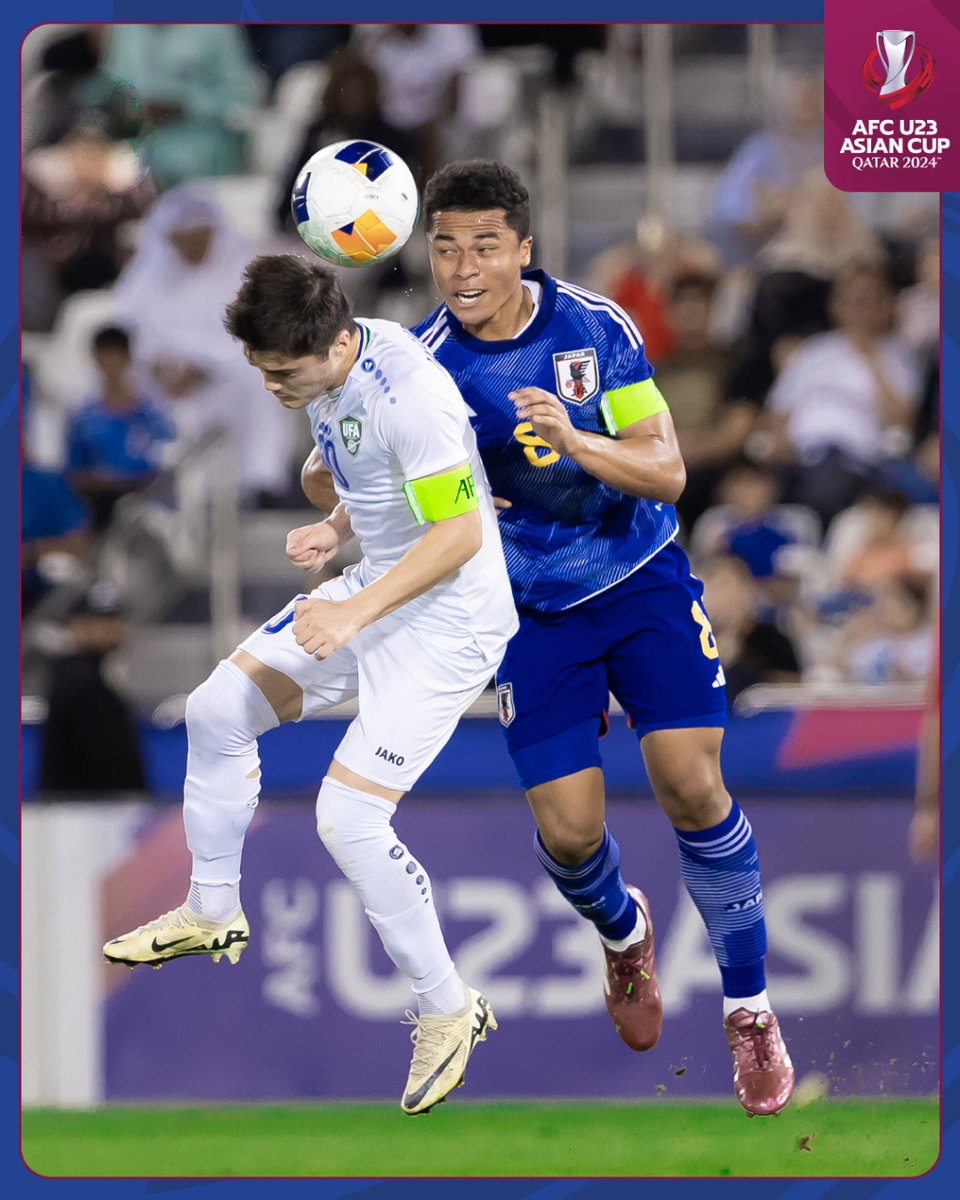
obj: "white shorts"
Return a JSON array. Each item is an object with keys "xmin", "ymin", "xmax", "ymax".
[{"xmin": 238, "ymin": 570, "xmax": 506, "ymax": 792}]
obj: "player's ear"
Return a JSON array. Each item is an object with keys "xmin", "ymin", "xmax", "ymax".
[{"xmin": 520, "ymin": 236, "xmax": 533, "ymax": 268}]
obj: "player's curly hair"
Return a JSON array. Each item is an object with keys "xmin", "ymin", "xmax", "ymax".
[
  {"xmin": 224, "ymin": 254, "xmax": 355, "ymax": 358},
  {"xmin": 423, "ymin": 160, "xmax": 530, "ymax": 240}
]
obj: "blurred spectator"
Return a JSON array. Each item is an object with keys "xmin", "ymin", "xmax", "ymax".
[
  {"xmin": 654, "ymin": 273, "xmax": 757, "ymax": 528},
  {"xmin": 275, "ymin": 51, "xmax": 421, "ymax": 234},
  {"xmin": 23, "ymin": 26, "xmax": 114, "ymax": 152},
  {"xmin": 712, "ymin": 462, "xmax": 800, "ymax": 581},
  {"xmin": 710, "ymin": 70, "xmax": 824, "ymax": 268},
  {"xmin": 762, "ymin": 261, "xmax": 920, "ymax": 526},
  {"xmin": 102, "ymin": 25, "xmax": 259, "ymax": 189},
  {"xmin": 65, "ymin": 326, "xmax": 176, "ymax": 533},
  {"xmin": 21, "ymin": 110, "xmax": 155, "ymax": 330},
  {"xmin": 352, "ymin": 25, "xmax": 482, "ymax": 177},
  {"xmin": 478, "ymin": 24, "xmax": 606, "ymax": 88},
  {"xmin": 38, "ymin": 581, "xmax": 148, "ymax": 794},
  {"xmin": 834, "ymin": 577, "xmax": 934, "ymax": 685},
  {"xmin": 585, "ymin": 217, "xmax": 719, "ymax": 365},
  {"xmin": 839, "ymin": 490, "xmax": 931, "ymax": 593},
  {"xmin": 897, "ymin": 235, "xmax": 939, "ymax": 359},
  {"xmin": 113, "ymin": 186, "xmax": 295, "ymax": 507},
  {"xmin": 22, "ymin": 453, "xmax": 92, "ymax": 618},
  {"xmin": 244, "ymin": 24, "xmax": 350, "ymax": 95},
  {"xmin": 728, "ymin": 173, "xmax": 883, "ymax": 405},
  {"xmin": 698, "ymin": 554, "xmax": 801, "ymax": 702}
]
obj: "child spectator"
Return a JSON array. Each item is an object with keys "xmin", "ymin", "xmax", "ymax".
[
  {"xmin": 66, "ymin": 326, "xmax": 176, "ymax": 532},
  {"xmin": 835, "ymin": 577, "xmax": 934, "ymax": 685},
  {"xmin": 697, "ymin": 554, "xmax": 801, "ymax": 702}
]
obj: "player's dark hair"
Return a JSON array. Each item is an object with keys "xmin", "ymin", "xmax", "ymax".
[
  {"xmin": 92, "ymin": 325, "xmax": 131, "ymax": 353},
  {"xmin": 423, "ymin": 160, "xmax": 530, "ymax": 241},
  {"xmin": 224, "ymin": 254, "xmax": 355, "ymax": 358}
]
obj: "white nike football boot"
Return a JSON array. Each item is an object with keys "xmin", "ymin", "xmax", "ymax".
[
  {"xmin": 400, "ymin": 987, "xmax": 497, "ymax": 1115},
  {"xmin": 102, "ymin": 905, "xmax": 249, "ymax": 968}
]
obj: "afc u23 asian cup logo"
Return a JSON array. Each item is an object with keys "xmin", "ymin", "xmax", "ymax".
[{"xmin": 861, "ymin": 30, "xmax": 935, "ymax": 109}]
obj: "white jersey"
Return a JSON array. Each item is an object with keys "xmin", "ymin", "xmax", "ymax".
[{"xmin": 306, "ymin": 318, "xmax": 518, "ymax": 647}]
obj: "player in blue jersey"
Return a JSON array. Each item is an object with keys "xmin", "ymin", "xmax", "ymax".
[{"xmin": 411, "ymin": 161, "xmax": 794, "ymax": 1116}]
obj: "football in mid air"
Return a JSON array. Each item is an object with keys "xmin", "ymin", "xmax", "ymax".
[{"xmin": 291, "ymin": 139, "xmax": 419, "ymax": 268}]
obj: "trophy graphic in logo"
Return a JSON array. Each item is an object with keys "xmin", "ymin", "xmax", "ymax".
[
  {"xmin": 862, "ymin": 29, "xmax": 935, "ymax": 108},
  {"xmin": 877, "ymin": 29, "xmax": 914, "ymax": 95}
]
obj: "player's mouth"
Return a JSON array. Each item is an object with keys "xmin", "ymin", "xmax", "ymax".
[{"xmin": 452, "ymin": 289, "xmax": 485, "ymax": 309}]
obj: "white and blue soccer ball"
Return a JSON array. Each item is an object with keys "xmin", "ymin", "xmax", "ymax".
[{"xmin": 291, "ymin": 140, "xmax": 419, "ymax": 268}]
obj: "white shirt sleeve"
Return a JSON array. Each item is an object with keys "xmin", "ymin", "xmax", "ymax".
[{"xmin": 375, "ymin": 366, "xmax": 472, "ymax": 483}]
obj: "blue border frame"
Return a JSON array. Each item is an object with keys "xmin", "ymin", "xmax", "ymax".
[{"xmin": 9, "ymin": 2, "xmax": 956, "ymax": 1197}]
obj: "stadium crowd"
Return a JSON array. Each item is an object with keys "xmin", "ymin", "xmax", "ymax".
[{"xmin": 21, "ymin": 23, "xmax": 938, "ymax": 754}]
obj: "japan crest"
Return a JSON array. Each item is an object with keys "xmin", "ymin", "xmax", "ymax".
[
  {"xmin": 552, "ymin": 348, "xmax": 599, "ymax": 404},
  {"xmin": 496, "ymin": 682, "xmax": 516, "ymax": 727}
]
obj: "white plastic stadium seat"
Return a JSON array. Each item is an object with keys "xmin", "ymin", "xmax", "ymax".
[
  {"xmin": 204, "ymin": 175, "xmax": 274, "ymax": 246},
  {"xmin": 37, "ymin": 288, "xmax": 122, "ymax": 410},
  {"xmin": 251, "ymin": 61, "xmax": 329, "ymax": 181}
]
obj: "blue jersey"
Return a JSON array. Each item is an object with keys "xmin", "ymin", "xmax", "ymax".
[{"xmin": 413, "ymin": 270, "xmax": 678, "ymax": 613}]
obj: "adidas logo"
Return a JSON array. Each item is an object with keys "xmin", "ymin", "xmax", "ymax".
[{"xmin": 711, "ymin": 665, "xmax": 726, "ymax": 689}]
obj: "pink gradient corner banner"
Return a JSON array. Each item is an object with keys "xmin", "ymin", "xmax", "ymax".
[{"xmin": 825, "ymin": 0, "xmax": 960, "ymax": 191}]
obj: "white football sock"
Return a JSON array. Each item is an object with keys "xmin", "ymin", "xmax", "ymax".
[
  {"xmin": 315, "ymin": 776, "xmax": 460, "ymax": 1008},
  {"xmin": 186, "ymin": 880, "xmax": 241, "ymax": 922},
  {"xmin": 723, "ymin": 990, "xmax": 771, "ymax": 1017},
  {"xmin": 182, "ymin": 660, "xmax": 279, "ymax": 902}
]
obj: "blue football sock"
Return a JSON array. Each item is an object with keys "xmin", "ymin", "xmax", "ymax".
[
  {"xmin": 674, "ymin": 799, "xmax": 767, "ymax": 998},
  {"xmin": 534, "ymin": 825, "xmax": 638, "ymax": 941}
]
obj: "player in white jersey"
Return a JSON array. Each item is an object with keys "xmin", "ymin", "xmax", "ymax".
[{"xmin": 103, "ymin": 255, "xmax": 518, "ymax": 1115}]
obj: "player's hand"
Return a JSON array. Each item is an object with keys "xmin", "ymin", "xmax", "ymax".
[
  {"xmin": 292, "ymin": 597, "xmax": 361, "ymax": 659},
  {"xmin": 286, "ymin": 522, "xmax": 341, "ymax": 572},
  {"xmin": 909, "ymin": 808, "xmax": 938, "ymax": 863},
  {"xmin": 492, "ymin": 496, "xmax": 512, "ymax": 516},
  {"xmin": 510, "ymin": 387, "xmax": 584, "ymax": 457}
]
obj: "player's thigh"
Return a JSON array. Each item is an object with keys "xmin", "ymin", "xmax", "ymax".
[
  {"xmin": 334, "ymin": 619, "xmax": 494, "ymax": 793},
  {"xmin": 237, "ymin": 583, "xmax": 359, "ymax": 717},
  {"xmin": 604, "ymin": 570, "xmax": 726, "ymax": 739},
  {"xmin": 495, "ymin": 607, "xmax": 609, "ymax": 784}
]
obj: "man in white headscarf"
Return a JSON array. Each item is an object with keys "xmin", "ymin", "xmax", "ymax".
[{"xmin": 114, "ymin": 186, "xmax": 294, "ymax": 505}]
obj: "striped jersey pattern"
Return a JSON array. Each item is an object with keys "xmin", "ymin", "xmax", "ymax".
[{"xmin": 413, "ymin": 269, "xmax": 678, "ymax": 613}]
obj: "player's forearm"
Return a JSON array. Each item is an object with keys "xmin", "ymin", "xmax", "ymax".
[
  {"xmin": 348, "ymin": 511, "xmax": 482, "ymax": 627},
  {"xmin": 325, "ymin": 503, "xmax": 353, "ymax": 543},
  {"xmin": 301, "ymin": 448, "xmax": 340, "ymax": 513},
  {"xmin": 569, "ymin": 431, "xmax": 686, "ymax": 504}
]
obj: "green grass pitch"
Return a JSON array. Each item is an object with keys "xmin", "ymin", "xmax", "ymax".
[{"xmin": 22, "ymin": 1098, "xmax": 938, "ymax": 1178}]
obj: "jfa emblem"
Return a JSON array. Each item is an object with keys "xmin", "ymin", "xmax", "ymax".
[
  {"xmin": 339, "ymin": 416, "xmax": 362, "ymax": 455},
  {"xmin": 552, "ymin": 348, "xmax": 599, "ymax": 404},
  {"xmin": 496, "ymin": 682, "xmax": 516, "ymax": 727}
]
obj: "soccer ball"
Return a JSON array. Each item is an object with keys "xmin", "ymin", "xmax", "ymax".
[{"xmin": 291, "ymin": 140, "xmax": 419, "ymax": 268}]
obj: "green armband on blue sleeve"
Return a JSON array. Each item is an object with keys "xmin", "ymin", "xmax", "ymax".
[
  {"xmin": 599, "ymin": 378, "xmax": 669, "ymax": 435},
  {"xmin": 403, "ymin": 464, "xmax": 480, "ymax": 525}
]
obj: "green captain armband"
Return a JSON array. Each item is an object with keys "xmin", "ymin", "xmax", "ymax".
[
  {"xmin": 599, "ymin": 378, "xmax": 669, "ymax": 435},
  {"xmin": 403, "ymin": 464, "xmax": 480, "ymax": 525}
]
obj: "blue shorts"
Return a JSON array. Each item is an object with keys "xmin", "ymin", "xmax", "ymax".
[{"xmin": 496, "ymin": 540, "xmax": 727, "ymax": 788}]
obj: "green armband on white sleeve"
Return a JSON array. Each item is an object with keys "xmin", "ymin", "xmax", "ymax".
[
  {"xmin": 403, "ymin": 465, "xmax": 480, "ymax": 525},
  {"xmin": 599, "ymin": 378, "xmax": 669, "ymax": 435}
]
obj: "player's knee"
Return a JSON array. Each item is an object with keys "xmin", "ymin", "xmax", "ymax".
[
  {"xmin": 315, "ymin": 776, "xmax": 393, "ymax": 861},
  {"xmin": 537, "ymin": 817, "xmax": 603, "ymax": 865},
  {"xmin": 653, "ymin": 763, "xmax": 729, "ymax": 828},
  {"xmin": 185, "ymin": 663, "xmax": 274, "ymax": 757}
]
